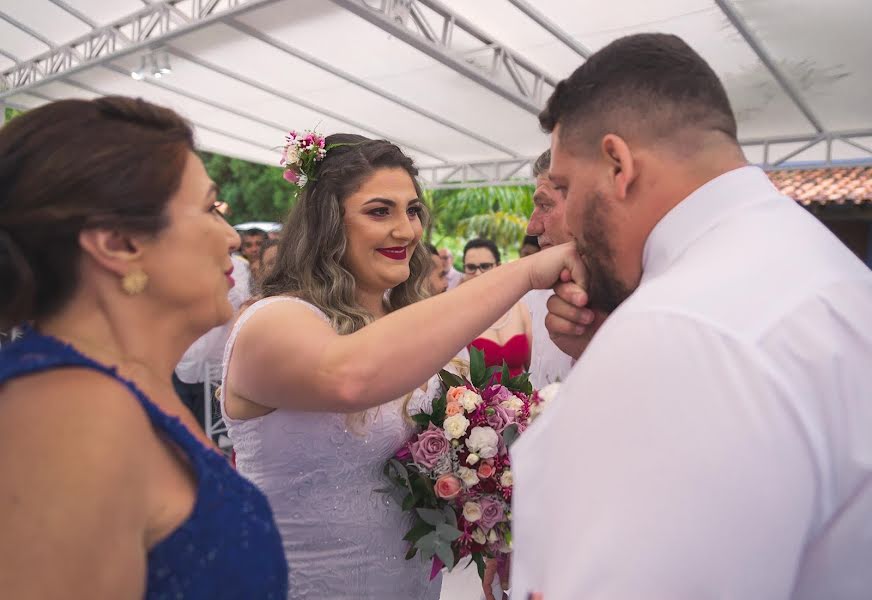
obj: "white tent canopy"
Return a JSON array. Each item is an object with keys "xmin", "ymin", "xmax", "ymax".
[{"xmin": 2, "ymin": 0, "xmax": 871, "ymax": 188}]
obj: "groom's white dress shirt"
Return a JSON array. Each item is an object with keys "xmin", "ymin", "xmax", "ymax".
[{"xmin": 511, "ymin": 166, "xmax": 872, "ymax": 600}]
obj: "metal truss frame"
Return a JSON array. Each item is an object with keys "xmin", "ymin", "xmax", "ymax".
[
  {"xmin": 329, "ymin": 0, "xmax": 558, "ymax": 114},
  {"xmin": 0, "ymin": 0, "xmax": 285, "ymax": 97},
  {"xmin": 420, "ymin": 130, "xmax": 872, "ymax": 189},
  {"xmin": 2, "ymin": 0, "xmax": 871, "ymax": 184}
]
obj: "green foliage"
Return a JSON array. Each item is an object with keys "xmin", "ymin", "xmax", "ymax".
[
  {"xmin": 423, "ymin": 185, "xmax": 534, "ymax": 264},
  {"xmin": 199, "ymin": 151, "xmax": 297, "ymax": 225},
  {"xmin": 3, "ymin": 106, "xmax": 25, "ymax": 122}
]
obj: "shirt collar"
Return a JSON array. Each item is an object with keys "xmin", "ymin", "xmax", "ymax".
[{"xmin": 641, "ymin": 165, "xmax": 778, "ymax": 279}]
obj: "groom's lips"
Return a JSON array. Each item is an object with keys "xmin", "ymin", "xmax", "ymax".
[{"xmin": 377, "ymin": 247, "xmax": 407, "ymax": 260}]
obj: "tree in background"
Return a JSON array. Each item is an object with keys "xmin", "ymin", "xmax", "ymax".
[
  {"xmin": 199, "ymin": 151, "xmax": 296, "ymax": 224},
  {"xmin": 424, "ymin": 185, "xmax": 533, "ymax": 262},
  {"xmin": 3, "ymin": 107, "xmax": 25, "ymax": 123}
]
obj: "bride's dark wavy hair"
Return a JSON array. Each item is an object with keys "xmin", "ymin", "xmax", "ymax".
[{"xmin": 260, "ymin": 134, "xmax": 431, "ymax": 334}]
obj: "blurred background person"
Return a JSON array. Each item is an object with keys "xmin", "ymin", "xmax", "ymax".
[
  {"xmin": 463, "ymin": 238, "xmax": 532, "ymax": 378},
  {"xmin": 425, "ymin": 243, "xmax": 448, "ymax": 295},
  {"xmin": 519, "ymin": 235, "xmax": 541, "ymax": 258},
  {"xmin": 439, "ymin": 247, "xmax": 463, "ymax": 290}
]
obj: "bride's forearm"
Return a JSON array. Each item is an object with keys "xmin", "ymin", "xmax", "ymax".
[{"xmin": 326, "ymin": 259, "xmax": 533, "ymax": 410}]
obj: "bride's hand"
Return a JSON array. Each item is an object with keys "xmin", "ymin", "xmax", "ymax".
[{"xmin": 523, "ymin": 242, "xmax": 587, "ymax": 293}]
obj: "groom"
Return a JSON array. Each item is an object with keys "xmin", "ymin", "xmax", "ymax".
[{"xmin": 511, "ymin": 33, "xmax": 872, "ymax": 599}]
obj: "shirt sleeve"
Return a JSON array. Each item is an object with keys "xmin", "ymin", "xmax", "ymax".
[{"xmin": 510, "ymin": 310, "xmax": 818, "ymax": 600}]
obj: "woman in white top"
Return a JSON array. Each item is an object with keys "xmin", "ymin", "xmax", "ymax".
[{"xmin": 221, "ymin": 134, "xmax": 587, "ymax": 600}]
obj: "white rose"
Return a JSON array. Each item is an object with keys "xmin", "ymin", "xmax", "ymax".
[
  {"xmin": 285, "ymin": 146, "xmax": 300, "ymax": 165},
  {"xmin": 443, "ymin": 414, "xmax": 470, "ymax": 440},
  {"xmin": 465, "ymin": 453, "xmax": 480, "ymax": 466},
  {"xmin": 499, "ymin": 470, "xmax": 513, "ymax": 487},
  {"xmin": 458, "ymin": 466, "xmax": 480, "ymax": 488},
  {"xmin": 500, "ymin": 395, "xmax": 524, "ymax": 413},
  {"xmin": 465, "ymin": 426, "xmax": 499, "ymax": 459},
  {"xmin": 462, "ymin": 501, "xmax": 483, "ymax": 523},
  {"xmin": 488, "ymin": 529, "xmax": 498, "ymax": 543},
  {"xmin": 459, "ymin": 389, "xmax": 483, "ymax": 412},
  {"xmin": 537, "ymin": 382, "xmax": 561, "ymax": 404},
  {"xmin": 471, "ymin": 528, "xmax": 487, "ymax": 545}
]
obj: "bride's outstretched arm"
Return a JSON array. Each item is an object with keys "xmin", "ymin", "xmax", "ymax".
[{"xmin": 226, "ymin": 243, "xmax": 589, "ymax": 413}]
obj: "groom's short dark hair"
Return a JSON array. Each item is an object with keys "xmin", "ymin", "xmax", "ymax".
[{"xmin": 540, "ymin": 33, "xmax": 738, "ymax": 152}]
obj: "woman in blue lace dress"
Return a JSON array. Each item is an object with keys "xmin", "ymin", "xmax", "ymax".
[{"xmin": 0, "ymin": 97, "xmax": 287, "ymax": 598}]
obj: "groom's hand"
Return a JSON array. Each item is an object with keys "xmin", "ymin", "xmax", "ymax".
[{"xmin": 545, "ymin": 279, "xmax": 607, "ymax": 360}]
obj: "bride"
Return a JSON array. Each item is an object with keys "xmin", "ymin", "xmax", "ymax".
[{"xmin": 220, "ymin": 133, "xmax": 585, "ymax": 599}]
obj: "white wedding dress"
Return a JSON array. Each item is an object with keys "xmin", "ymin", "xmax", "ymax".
[{"xmin": 222, "ymin": 297, "xmax": 447, "ymax": 600}]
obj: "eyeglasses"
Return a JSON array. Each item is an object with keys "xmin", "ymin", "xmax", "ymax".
[{"xmin": 463, "ymin": 262, "xmax": 496, "ymax": 274}]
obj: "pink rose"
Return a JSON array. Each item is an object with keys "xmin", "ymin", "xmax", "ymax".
[
  {"xmin": 477, "ymin": 462, "xmax": 496, "ymax": 479},
  {"xmin": 283, "ymin": 169, "xmax": 300, "ymax": 183},
  {"xmin": 484, "ymin": 385, "xmax": 513, "ymax": 404},
  {"xmin": 434, "ymin": 474, "xmax": 462, "ymax": 500},
  {"xmin": 485, "ymin": 404, "xmax": 514, "ymax": 432},
  {"xmin": 445, "ymin": 401, "xmax": 462, "ymax": 417},
  {"xmin": 409, "ymin": 423, "xmax": 450, "ymax": 469},
  {"xmin": 478, "ymin": 496, "xmax": 505, "ymax": 530},
  {"xmin": 447, "ymin": 386, "xmax": 466, "ymax": 403}
]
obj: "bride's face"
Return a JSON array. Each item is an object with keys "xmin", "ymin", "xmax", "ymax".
[{"xmin": 342, "ymin": 167, "xmax": 424, "ymax": 293}]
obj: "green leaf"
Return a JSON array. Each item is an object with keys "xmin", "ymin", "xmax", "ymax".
[
  {"xmin": 434, "ymin": 540, "xmax": 456, "ymax": 571},
  {"xmin": 484, "ymin": 365, "xmax": 502, "ymax": 385},
  {"xmin": 385, "ymin": 459, "xmax": 412, "ymax": 491},
  {"xmin": 442, "ymin": 504, "xmax": 458, "ymax": 529},
  {"xmin": 500, "ymin": 360, "xmax": 512, "ymax": 386},
  {"xmin": 473, "ymin": 553, "xmax": 486, "ymax": 581},
  {"xmin": 415, "ymin": 531, "xmax": 440, "ymax": 556},
  {"xmin": 402, "ymin": 493, "xmax": 417, "ymax": 511},
  {"xmin": 411, "ymin": 475, "xmax": 437, "ymax": 507},
  {"xmin": 469, "ymin": 347, "xmax": 486, "ymax": 387},
  {"xmin": 436, "ymin": 523, "xmax": 463, "ymax": 542},
  {"xmin": 411, "ymin": 412, "xmax": 432, "ymax": 427},
  {"xmin": 416, "ymin": 507, "xmax": 447, "ymax": 526},
  {"xmin": 502, "ymin": 423, "xmax": 520, "ymax": 450},
  {"xmin": 507, "ymin": 372, "xmax": 533, "ymax": 395},
  {"xmin": 403, "ymin": 520, "xmax": 435, "ymax": 544},
  {"xmin": 405, "ymin": 545, "xmax": 419, "ymax": 560},
  {"xmin": 439, "ymin": 369, "xmax": 465, "ymax": 389},
  {"xmin": 430, "ymin": 393, "xmax": 447, "ymax": 427}
]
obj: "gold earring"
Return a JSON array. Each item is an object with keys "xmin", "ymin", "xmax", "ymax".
[{"xmin": 121, "ymin": 270, "xmax": 148, "ymax": 295}]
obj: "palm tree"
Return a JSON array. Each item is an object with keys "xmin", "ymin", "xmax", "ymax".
[{"xmin": 423, "ymin": 185, "xmax": 533, "ymax": 251}]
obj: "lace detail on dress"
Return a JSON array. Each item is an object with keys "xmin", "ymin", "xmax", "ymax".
[{"xmin": 221, "ymin": 298, "xmax": 443, "ymax": 599}]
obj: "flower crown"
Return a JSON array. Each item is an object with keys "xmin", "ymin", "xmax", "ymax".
[{"xmin": 280, "ymin": 130, "xmax": 327, "ymax": 189}]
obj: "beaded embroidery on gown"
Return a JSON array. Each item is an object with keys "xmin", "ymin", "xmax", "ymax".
[{"xmin": 222, "ymin": 297, "xmax": 443, "ymax": 600}]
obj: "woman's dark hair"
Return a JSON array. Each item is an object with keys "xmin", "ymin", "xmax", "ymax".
[
  {"xmin": 0, "ymin": 96, "xmax": 194, "ymax": 329},
  {"xmin": 463, "ymin": 238, "xmax": 501, "ymax": 265},
  {"xmin": 425, "ymin": 242, "xmax": 439, "ymax": 256},
  {"xmin": 261, "ymin": 133, "xmax": 430, "ymax": 335}
]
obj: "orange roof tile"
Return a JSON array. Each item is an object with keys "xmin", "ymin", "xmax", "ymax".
[{"xmin": 767, "ymin": 166, "xmax": 872, "ymax": 206}]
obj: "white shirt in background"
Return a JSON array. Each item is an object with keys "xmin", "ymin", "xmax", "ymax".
[
  {"xmin": 511, "ymin": 166, "xmax": 872, "ymax": 600},
  {"xmin": 446, "ymin": 267, "xmax": 463, "ymax": 290},
  {"xmin": 175, "ymin": 255, "xmax": 251, "ymax": 384},
  {"xmin": 523, "ymin": 289, "xmax": 573, "ymax": 389}
]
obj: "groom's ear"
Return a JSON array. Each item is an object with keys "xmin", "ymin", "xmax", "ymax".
[{"xmin": 601, "ymin": 134, "xmax": 636, "ymax": 202}]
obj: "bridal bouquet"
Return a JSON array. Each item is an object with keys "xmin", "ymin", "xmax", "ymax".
[{"xmin": 382, "ymin": 348, "xmax": 557, "ymax": 579}]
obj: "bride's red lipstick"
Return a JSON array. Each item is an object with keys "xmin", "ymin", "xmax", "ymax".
[{"xmin": 377, "ymin": 247, "xmax": 407, "ymax": 260}]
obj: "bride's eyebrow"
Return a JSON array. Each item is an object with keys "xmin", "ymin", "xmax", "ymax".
[{"xmin": 362, "ymin": 198, "xmax": 395, "ymax": 206}]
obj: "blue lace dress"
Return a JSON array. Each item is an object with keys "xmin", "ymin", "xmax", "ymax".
[{"xmin": 0, "ymin": 326, "xmax": 289, "ymax": 599}]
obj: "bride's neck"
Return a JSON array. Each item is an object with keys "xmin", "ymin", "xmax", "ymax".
[{"xmin": 356, "ymin": 287, "xmax": 388, "ymax": 319}]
